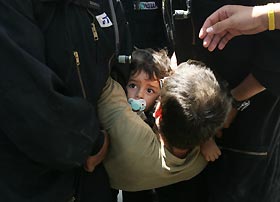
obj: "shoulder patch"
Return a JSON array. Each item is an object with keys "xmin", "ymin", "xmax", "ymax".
[{"xmin": 96, "ymin": 13, "xmax": 113, "ymax": 28}]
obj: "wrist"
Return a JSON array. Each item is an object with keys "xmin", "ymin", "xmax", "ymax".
[
  {"xmin": 230, "ymin": 89, "xmax": 250, "ymax": 111},
  {"xmin": 252, "ymin": 5, "xmax": 269, "ymax": 32},
  {"xmin": 230, "ymin": 90, "xmax": 250, "ymax": 111},
  {"xmin": 231, "ymin": 96, "xmax": 250, "ymax": 111}
]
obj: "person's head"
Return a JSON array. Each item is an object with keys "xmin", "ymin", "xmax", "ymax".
[
  {"xmin": 155, "ymin": 60, "xmax": 231, "ymax": 151},
  {"xmin": 126, "ymin": 48, "xmax": 173, "ymax": 112}
]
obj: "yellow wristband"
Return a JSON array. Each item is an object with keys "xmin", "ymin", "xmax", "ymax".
[{"xmin": 267, "ymin": 4, "xmax": 275, "ymax": 30}]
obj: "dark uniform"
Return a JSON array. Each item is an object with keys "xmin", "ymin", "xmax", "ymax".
[
  {"xmin": 0, "ymin": 0, "xmax": 130, "ymax": 201},
  {"xmin": 121, "ymin": 0, "xmax": 172, "ymax": 53},
  {"xmin": 162, "ymin": 0, "xmax": 280, "ymax": 202}
]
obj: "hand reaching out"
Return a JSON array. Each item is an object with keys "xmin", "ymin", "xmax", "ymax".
[{"xmin": 199, "ymin": 5, "xmax": 269, "ymax": 51}]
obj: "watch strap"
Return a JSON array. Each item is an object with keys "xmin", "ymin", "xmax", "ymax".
[{"xmin": 232, "ymin": 97, "xmax": 250, "ymax": 111}]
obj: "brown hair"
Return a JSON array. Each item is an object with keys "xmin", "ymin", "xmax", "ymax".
[{"xmin": 130, "ymin": 48, "xmax": 173, "ymax": 80}]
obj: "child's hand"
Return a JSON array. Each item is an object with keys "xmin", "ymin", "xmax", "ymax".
[{"xmin": 200, "ymin": 138, "xmax": 221, "ymax": 162}]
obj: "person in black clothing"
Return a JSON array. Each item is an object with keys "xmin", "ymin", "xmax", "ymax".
[
  {"xmin": 116, "ymin": 1, "xmax": 174, "ymax": 201},
  {"xmin": 162, "ymin": 0, "xmax": 280, "ymax": 202},
  {"xmin": 0, "ymin": 0, "xmax": 130, "ymax": 202},
  {"xmin": 121, "ymin": 0, "xmax": 173, "ymax": 53}
]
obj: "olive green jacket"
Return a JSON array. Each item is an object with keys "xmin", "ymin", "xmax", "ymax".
[{"xmin": 98, "ymin": 77, "xmax": 207, "ymax": 191}]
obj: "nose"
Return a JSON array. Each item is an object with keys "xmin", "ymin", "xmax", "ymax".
[{"xmin": 136, "ymin": 89, "xmax": 144, "ymax": 99}]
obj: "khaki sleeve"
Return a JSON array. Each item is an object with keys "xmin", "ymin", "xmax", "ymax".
[{"xmin": 98, "ymin": 77, "xmax": 207, "ymax": 191}]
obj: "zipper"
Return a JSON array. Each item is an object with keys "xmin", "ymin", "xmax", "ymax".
[
  {"xmin": 87, "ymin": 9, "xmax": 99, "ymax": 42},
  {"xmin": 220, "ymin": 146, "xmax": 268, "ymax": 156},
  {"xmin": 191, "ymin": 17, "xmax": 196, "ymax": 45},
  {"xmin": 73, "ymin": 51, "xmax": 87, "ymax": 98},
  {"xmin": 91, "ymin": 22, "xmax": 99, "ymax": 41}
]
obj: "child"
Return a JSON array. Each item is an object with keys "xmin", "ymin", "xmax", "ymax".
[
  {"xmin": 127, "ymin": 50, "xmax": 222, "ymax": 163},
  {"xmin": 123, "ymin": 48, "xmax": 173, "ymax": 202},
  {"xmin": 97, "ymin": 60, "xmax": 232, "ymax": 192},
  {"xmin": 126, "ymin": 48, "xmax": 173, "ymax": 125},
  {"xmin": 124, "ymin": 50, "xmax": 222, "ymax": 202}
]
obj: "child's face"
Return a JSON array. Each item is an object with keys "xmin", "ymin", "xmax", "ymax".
[{"xmin": 126, "ymin": 70, "xmax": 161, "ymax": 112}]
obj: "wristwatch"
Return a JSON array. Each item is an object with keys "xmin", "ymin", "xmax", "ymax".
[{"xmin": 231, "ymin": 97, "xmax": 250, "ymax": 111}]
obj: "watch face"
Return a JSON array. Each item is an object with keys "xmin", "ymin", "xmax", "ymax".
[{"xmin": 232, "ymin": 99, "xmax": 250, "ymax": 111}]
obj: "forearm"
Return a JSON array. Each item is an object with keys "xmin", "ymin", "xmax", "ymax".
[{"xmin": 231, "ymin": 73, "xmax": 265, "ymax": 101}]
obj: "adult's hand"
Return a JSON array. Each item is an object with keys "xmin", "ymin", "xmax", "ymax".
[
  {"xmin": 84, "ymin": 130, "xmax": 109, "ymax": 172},
  {"xmin": 199, "ymin": 5, "xmax": 268, "ymax": 51}
]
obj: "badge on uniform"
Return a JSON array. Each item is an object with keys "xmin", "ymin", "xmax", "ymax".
[
  {"xmin": 134, "ymin": 1, "xmax": 158, "ymax": 10},
  {"xmin": 96, "ymin": 13, "xmax": 113, "ymax": 27}
]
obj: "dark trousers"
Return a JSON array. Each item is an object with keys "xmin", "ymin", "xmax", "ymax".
[
  {"xmin": 122, "ymin": 189, "xmax": 158, "ymax": 202},
  {"xmin": 76, "ymin": 164, "xmax": 113, "ymax": 202},
  {"xmin": 155, "ymin": 169, "xmax": 207, "ymax": 202}
]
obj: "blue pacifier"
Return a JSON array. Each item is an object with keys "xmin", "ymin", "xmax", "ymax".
[{"xmin": 128, "ymin": 98, "xmax": 146, "ymax": 112}]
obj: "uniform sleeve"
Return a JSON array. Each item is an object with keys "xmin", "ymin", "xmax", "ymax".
[
  {"xmin": 252, "ymin": 30, "xmax": 280, "ymax": 96},
  {"xmin": 0, "ymin": 0, "xmax": 102, "ymax": 170}
]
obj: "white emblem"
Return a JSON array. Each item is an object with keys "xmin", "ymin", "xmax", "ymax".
[{"xmin": 96, "ymin": 13, "xmax": 113, "ymax": 28}]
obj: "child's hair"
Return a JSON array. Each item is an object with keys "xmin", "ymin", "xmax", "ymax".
[
  {"xmin": 159, "ymin": 60, "xmax": 232, "ymax": 149},
  {"xmin": 130, "ymin": 48, "xmax": 173, "ymax": 80}
]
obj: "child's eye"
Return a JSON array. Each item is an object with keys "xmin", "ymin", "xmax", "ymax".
[
  {"xmin": 147, "ymin": 88, "xmax": 155, "ymax": 94},
  {"xmin": 128, "ymin": 83, "xmax": 137, "ymax": 88}
]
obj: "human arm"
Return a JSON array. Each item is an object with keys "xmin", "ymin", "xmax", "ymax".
[
  {"xmin": 0, "ymin": 1, "xmax": 104, "ymax": 170},
  {"xmin": 97, "ymin": 77, "xmax": 207, "ymax": 191},
  {"xmin": 222, "ymin": 73, "xmax": 265, "ymax": 128},
  {"xmin": 84, "ymin": 131, "xmax": 109, "ymax": 172},
  {"xmin": 199, "ymin": 4, "xmax": 280, "ymax": 51}
]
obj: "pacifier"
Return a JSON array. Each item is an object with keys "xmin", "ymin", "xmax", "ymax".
[{"xmin": 128, "ymin": 98, "xmax": 146, "ymax": 112}]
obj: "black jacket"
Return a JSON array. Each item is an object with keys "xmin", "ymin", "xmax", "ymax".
[
  {"xmin": 121, "ymin": 0, "xmax": 172, "ymax": 53},
  {"xmin": 174, "ymin": 0, "xmax": 280, "ymax": 201},
  {"xmin": 0, "ymin": 0, "xmax": 127, "ymax": 201}
]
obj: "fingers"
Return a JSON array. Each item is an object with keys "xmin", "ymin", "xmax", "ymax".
[
  {"xmin": 205, "ymin": 149, "xmax": 222, "ymax": 162},
  {"xmin": 206, "ymin": 32, "xmax": 226, "ymax": 51},
  {"xmin": 84, "ymin": 155, "xmax": 99, "ymax": 172},
  {"xmin": 217, "ymin": 38, "xmax": 229, "ymax": 50},
  {"xmin": 84, "ymin": 131, "xmax": 110, "ymax": 172},
  {"xmin": 199, "ymin": 9, "xmax": 224, "ymax": 39},
  {"xmin": 202, "ymin": 33, "xmax": 215, "ymax": 48},
  {"xmin": 199, "ymin": 5, "xmax": 237, "ymax": 51},
  {"xmin": 202, "ymin": 31, "xmax": 231, "ymax": 52},
  {"xmin": 217, "ymin": 33, "xmax": 234, "ymax": 50},
  {"xmin": 207, "ymin": 18, "xmax": 233, "ymax": 35}
]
